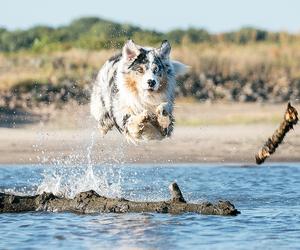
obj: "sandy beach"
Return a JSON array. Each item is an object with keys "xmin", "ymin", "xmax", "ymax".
[{"xmin": 0, "ymin": 102, "xmax": 299, "ymax": 165}]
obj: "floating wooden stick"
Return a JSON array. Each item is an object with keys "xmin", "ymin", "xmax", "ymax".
[
  {"xmin": 0, "ymin": 182, "xmax": 239, "ymax": 216},
  {"xmin": 255, "ymin": 102, "xmax": 298, "ymax": 164}
]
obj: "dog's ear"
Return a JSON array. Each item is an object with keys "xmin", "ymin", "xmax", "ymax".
[
  {"xmin": 122, "ymin": 40, "xmax": 140, "ymax": 61},
  {"xmin": 171, "ymin": 60, "xmax": 190, "ymax": 76},
  {"xmin": 158, "ymin": 40, "xmax": 171, "ymax": 59}
]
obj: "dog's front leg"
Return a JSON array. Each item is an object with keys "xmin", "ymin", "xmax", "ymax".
[
  {"xmin": 156, "ymin": 102, "xmax": 174, "ymax": 137},
  {"xmin": 125, "ymin": 110, "xmax": 151, "ymax": 141}
]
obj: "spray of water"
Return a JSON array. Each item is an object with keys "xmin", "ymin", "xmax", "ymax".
[{"xmin": 36, "ymin": 125, "xmax": 125, "ymax": 198}]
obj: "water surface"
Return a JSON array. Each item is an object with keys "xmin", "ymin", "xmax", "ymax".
[{"xmin": 0, "ymin": 163, "xmax": 300, "ymax": 249}]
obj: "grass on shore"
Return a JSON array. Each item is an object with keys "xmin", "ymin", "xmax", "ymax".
[{"xmin": 1, "ymin": 42, "xmax": 300, "ymax": 91}]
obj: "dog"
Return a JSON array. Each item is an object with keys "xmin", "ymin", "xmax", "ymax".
[{"xmin": 90, "ymin": 40, "xmax": 187, "ymax": 142}]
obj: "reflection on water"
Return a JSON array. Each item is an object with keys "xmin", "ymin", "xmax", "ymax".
[{"xmin": 0, "ymin": 163, "xmax": 300, "ymax": 249}]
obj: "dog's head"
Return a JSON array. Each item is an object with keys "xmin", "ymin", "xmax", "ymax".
[{"xmin": 119, "ymin": 40, "xmax": 188, "ymax": 97}]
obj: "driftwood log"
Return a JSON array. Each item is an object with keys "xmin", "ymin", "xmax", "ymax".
[
  {"xmin": 256, "ymin": 102, "xmax": 298, "ymax": 164},
  {"xmin": 0, "ymin": 182, "xmax": 240, "ymax": 216}
]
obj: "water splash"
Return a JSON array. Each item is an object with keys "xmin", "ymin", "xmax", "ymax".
[{"xmin": 36, "ymin": 127, "xmax": 124, "ymax": 198}]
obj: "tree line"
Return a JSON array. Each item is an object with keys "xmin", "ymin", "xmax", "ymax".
[{"xmin": 0, "ymin": 17, "xmax": 298, "ymax": 52}]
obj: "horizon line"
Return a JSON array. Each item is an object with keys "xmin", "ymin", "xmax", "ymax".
[{"xmin": 0, "ymin": 16, "xmax": 299, "ymax": 35}]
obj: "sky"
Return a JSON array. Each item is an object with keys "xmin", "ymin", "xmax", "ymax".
[{"xmin": 1, "ymin": 0, "xmax": 300, "ymax": 33}]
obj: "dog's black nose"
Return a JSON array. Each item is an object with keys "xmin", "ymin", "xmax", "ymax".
[{"xmin": 147, "ymin": 79, "xmax": 156, "ymax": 88}]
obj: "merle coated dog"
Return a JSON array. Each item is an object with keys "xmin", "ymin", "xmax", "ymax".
[{"xmin": 90, "ymin": 40, "xmax": 187, "ymax": 142}]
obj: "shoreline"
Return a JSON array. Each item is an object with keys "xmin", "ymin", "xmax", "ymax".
[
  {"xmin": 0, "ymin": 162, "xmax": 299, "ymax": 167},
  {"xmin": 0, "ymin": 125, "xmax": 299, "ymax": 165},
  {"xmin": 1, "ymin": 102, "xmax": 299, "ymax": 165}
]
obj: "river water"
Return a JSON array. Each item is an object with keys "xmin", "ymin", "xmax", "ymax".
[{"xmin": 0, "ymin": 163, "xmax": 300, "ymax": 249}]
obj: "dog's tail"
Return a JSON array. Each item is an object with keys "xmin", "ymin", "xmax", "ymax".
[{"xmin": 171, "ymin": 60, "xmax": 190, "ymax": 76}]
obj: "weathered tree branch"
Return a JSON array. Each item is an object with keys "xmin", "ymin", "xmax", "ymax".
[
  {"xmin": 255, "ymin": 102, "xmax": 298, "ymax": 164},
  {"xmin": 0, "ymin": 182, "xmax": 240, "ymax": 216}
]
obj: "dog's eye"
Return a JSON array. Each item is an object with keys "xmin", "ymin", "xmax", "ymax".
[{"xmin": 137, "ymin": 67, "xmax": 144, "ymax": 73}]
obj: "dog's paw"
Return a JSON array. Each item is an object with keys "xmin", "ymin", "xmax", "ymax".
[
  {"xmin": 126, "ymin": 110, "xmax": 151, "ymax": 139},
  {"xmin": 156, "ymin": 103, "xmax": 171, "ymax": 129},
  {"xmin": 99, "ymin": 127, "xmax": 108, "ymax": 135},
  {"xmin": 98, "ymin": 123, "xmax": 112, "ymax": 136},
  {"xmin": 140, "ymin": 110, "xmax": 151, "ymax": 122},
  {"xmin": 156, "ymin": 102, "xmax": 169, "ymax": 116}
]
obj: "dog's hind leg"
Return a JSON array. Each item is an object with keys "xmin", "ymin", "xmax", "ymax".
[
  {"xmin": 90, "ymin": 84, "xmax": 114, "ymax": 134},
  {"xmin": 98, "ymin": 113, "xmax": 114, "ymax": 135}
]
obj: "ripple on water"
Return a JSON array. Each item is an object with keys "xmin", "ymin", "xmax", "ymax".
[{"xmin": 0, "ymin": 163, "xmax": 300, "ymax": 249}]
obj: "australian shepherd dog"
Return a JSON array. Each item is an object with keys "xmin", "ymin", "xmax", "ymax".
[{"xmin": 90, "ymin": 40, "xmax": 187, "ymax": 142}]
